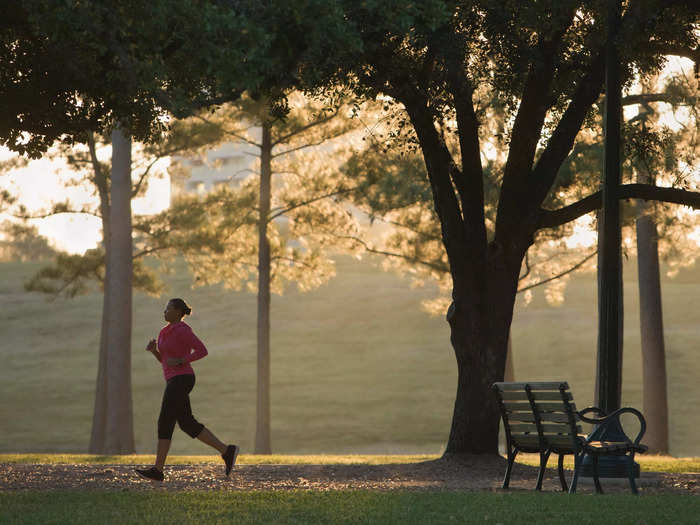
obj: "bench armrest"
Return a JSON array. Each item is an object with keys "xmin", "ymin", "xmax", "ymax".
[
  {"xmin": 577, "ymin": 406, "xmax": 607, "ymax": 420},
  {"xmin": 577, "ymin": 407, "xmax": 647, "ymax": 446}
]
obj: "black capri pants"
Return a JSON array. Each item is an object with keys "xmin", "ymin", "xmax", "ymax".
[{"xmin": 157, "ymin": 374, "xmax": 205, "ymax": 440}]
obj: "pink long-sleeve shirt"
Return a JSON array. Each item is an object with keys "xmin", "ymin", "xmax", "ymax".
[{"xmin": 157, "ymin": 321, "xmax": 208, "ymax": 381}]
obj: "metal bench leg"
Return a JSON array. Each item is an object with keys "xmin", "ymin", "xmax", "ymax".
[
  {"xmin": 503, "ymin": 448, "xmax": 518, "ymax": 489},
  {"xmin": 535, "ymin": 449, "xmax": 551, "ymax": 491},
  {"xmin": 592, "ymin": 455, "xmax": 603, "ymax": 494},
  {"xmin": 557, "ymin": 454, "xmax": 568, "ymax": 492},
  {"xmin": 569, "ymin": 453, "xmax": 582, "ymax": 494},
  {"xmin": 626, "ymin": 453, "xmax": 639, "ymax": 495}
]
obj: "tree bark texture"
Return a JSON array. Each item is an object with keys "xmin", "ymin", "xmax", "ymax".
[
  {"xmin": 102, "ymin": 127, "xmax": 134, "ymax": 453},
  {"xmin": 504, "ymin": 335, "xmax": 515, "ymax": 383},
  {"xmin": 636, "ymin": 203, "xmax": 670, "ymax": 453},
  {"xmin": 255, "ymin": 122, "xmax": 272, "ymax": 454},
  {"xmin": 88, "ymin": 132, "xmax": 110, "ymax": 453}
]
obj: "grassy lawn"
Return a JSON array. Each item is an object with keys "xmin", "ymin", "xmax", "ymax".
[
  {"xmin": 1, "ymin": 256, "xmax": 699, "ymax": 456},
  {"xmin": 1, "ymin": 455, "xmax": 697, "ymax": 523},
  {"xmin": 2, "ymin": 490, "xmax": 699, "ymax": 524}
]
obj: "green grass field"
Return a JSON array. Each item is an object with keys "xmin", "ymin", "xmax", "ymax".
[
  {"xmin": 1, "ymin": 255, "xmax": 699, "ymax": 456},
  {"xmin": 2, "ymin": 490, "xmax": 699, "ymax": 525}
]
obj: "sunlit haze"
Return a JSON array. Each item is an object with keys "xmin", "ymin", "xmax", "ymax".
[{"xmin": 0, "ymin": 145, "xmax": 171, "ymax": 254}]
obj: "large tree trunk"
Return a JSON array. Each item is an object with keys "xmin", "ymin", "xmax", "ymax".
[
  {"xmin": 99, "ymin": 127, "xmax": 134, "ymax": 453},
  {"xmin": 444, "ymin": 252, "xmax": 522, "ymax": 455},
  {"xmin": 255, "ymin": 122, "xmax": 272, "ymax": 454}
]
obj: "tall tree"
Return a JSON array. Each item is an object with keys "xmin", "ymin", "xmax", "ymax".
[
  {"xmin": 1, "ymin": 0, "xmax": 259, "ymax": 453},
  {"xmin": 627, "ymin": 69, "xmax": 699, "ymax": 453},
  {"xmin": 229, "ymin": 0, "xmax": 700, "ymax": 454},
  {"xmin": 156, "ymin": 94, "xmax": 363, "ymax": 453}
]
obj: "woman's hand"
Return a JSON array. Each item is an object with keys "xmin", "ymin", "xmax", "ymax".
[
  {"xmin": 146, "ymin": 339, "xmax": 157, "ymax": 352},
  {"xmin": 166, "ymin": 357, "xmax": 186, "ymax": 367}
]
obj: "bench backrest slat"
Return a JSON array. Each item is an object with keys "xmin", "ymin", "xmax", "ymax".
[
  {"xmin": 500, "ymin": 391, "xmax": 573, "ymax": 401},
  {"xmin": 504, "ymin": 401, "xmax": 577, "ymax": 413},
  {"xmin": 493, "ymin": 381, "xmax": 582, "ymax": 454}
]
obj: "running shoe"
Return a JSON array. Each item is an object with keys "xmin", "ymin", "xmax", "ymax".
[
  {"xmin": 222, "ymin": 444, "xmax": 240, "ymax": 476},
  {"xmin": 134, "ymin": 467, "xmax": 164, "ymax": 482}
]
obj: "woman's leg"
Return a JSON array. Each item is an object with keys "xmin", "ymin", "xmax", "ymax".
[
  {"xmin": 197, "ymin": 427, "xmax": 227, "ymax": 454},
  {"xmin": 154, "ymin": 376, "xmax": 188, "ymax": 471},
  {"xmin": 175, "ymin": 375, "xmax": 238, "ymax": 474},
  {"xmin": 174, "ymin": 380, "xmax": 226, "ymax": 453},
  {"xmin": 155, "ymin": 438, "xmax": 171, "ymax": 472}
]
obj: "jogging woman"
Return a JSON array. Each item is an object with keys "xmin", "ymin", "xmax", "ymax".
[{"xmin": 135, "ymin": 298, "xmax": 239, "ymax": 482}]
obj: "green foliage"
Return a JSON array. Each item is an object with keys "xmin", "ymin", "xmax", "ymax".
[
  {"xmin": 23, "ymin": 248, "xmax": 164, "ymax": 298},
  {"xmin": 0, "ymin": 221, "xmax": 57, "ymax": 262},
  {"xmin": 0, "ymin": 0, "xmax": 260, "ymax": 156},
  {"xmin": 341, "ymin": 53, "xmax": 699, "ymax": 312}
]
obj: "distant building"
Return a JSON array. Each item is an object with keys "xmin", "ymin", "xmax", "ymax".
[{"xmin": 170, "ymin": 140, "xmax": 258, "ymax": 201}]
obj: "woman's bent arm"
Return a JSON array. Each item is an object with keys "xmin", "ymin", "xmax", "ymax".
[{"xmin": 185, "ymin": 331, "xmax": 208, "ymax": 363}]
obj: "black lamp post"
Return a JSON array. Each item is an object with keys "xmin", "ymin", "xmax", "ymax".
[
  {"xmin": 583, "ymin": 0, "xmax": 640, "ymax": 480},
  {"xmin": 598, "ymin": 0, "xmax": 623, "ymax": 417}
]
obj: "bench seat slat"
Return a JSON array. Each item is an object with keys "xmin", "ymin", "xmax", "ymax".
[
  {"xmin": 537, "ymin": 402, "xmax": 577, "ymax": 412},
  {"xmin": 494, "ymin": 382, "xmax": 569, "ymax": 391},
  {"xmin": 510, "ymin": 423, "xmax": 581, "ymax": 434},
  {"xmin": 510, "ymin": 435, "xmax": 542, "ymax": 450},
  {"xmin": 507, "ymin": 413, "xmax": 536, "ymax": 423},
  {"xmin": 538, "ymin": 412, "xmax": 574, "ymax": 423}
]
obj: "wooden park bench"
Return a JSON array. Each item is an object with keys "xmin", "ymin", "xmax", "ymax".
[{"xmin": 492, "ymin": 381, "xmax": 648, "ymax": 494}]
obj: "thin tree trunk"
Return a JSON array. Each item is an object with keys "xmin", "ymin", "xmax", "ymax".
[
  {"xmin": 89, "ymin": 264, "xmax": 110, "ymax": 452},
  {"xmin": 634, "ymin": 75, "xmax": 669, "ymax": 454},
  {"xmin": 255, "ymin": 122, "xmax": 272, "ymax": 454},
  {"xmin": 635, "ymin": 153, "xmax": 669, "ymax": 453},
  {"xmin": 103, "ymin": 127, "xmax": 134, "ymax": 453},
  {"xmin": 636, "ymin": 212, "xmax": 669, "ymax": 453},
  {"xmin": 88, "ymin": 132, "xmax": 111, "ymax": 453}
]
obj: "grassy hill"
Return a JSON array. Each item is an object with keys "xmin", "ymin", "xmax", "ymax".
[{"xmin": 0, "ymin": 255, "xmax": 698, "ymax": 456}]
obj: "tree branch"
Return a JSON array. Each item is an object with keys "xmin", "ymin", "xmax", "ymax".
[
  {"xmin": 11, "ymin": 206, "xmax": 101, "ymax": 220},
  {"xmin": 337, "ymin": 233, "xmax": 449, "ymax": 273},
  {"xmin": 517, "ymin": 250, "xmax": 597, "ymax": 293},
  {"xmin": 271, "ymin": 108, "xmax": 340, "ymax": 146},
  {"xmin": 271, "ymin": 137, "xmax": 336, "ymax": 159},
  {"xmin": 537, "ymin": 184, "xmax": 700, "ymax": 229},
  {"xmin": 622, "ymin": 93, "xmax": 697, "ymax": 106},
  {"xmin": 270, "ymin": 255, "xmax": 316, "ymax": 269},
  {"xmin": 530, "ymin": 52, "xmax": 606, "ymax": 204},
  {"xmin": 268, "ymin": 186, "xmax": 357, "ymax": 221},
  {"xmin": 639, "ymin": 42, "xmax": 699, "ymax": 63},
  {"xmin": 193, "ymin": 114, "xmax": 261, "ymax": 147}
]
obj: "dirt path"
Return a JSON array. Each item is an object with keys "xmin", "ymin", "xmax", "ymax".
[{"xmin": 1, "ymin": 457, "xmax": 698, "ymax": 493}]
